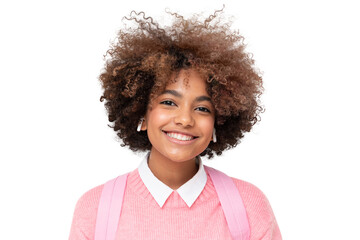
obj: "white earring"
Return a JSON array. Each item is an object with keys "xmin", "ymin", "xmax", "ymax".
[
  {"xmin": 212, "ymin": 128, "xmax": 217, "ymax": 143},
  {"xmin": 137, "ymin": 118, "xmax": 144, "ymax": 132}
]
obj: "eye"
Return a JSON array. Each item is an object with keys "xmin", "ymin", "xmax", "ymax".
[
  {"xmin": 160, "ymin": 100, "xmax": 177, "ymax": 106},
  {"xmin": 196, "ymin": 107, "xmax": 211, "ymax": 113}
]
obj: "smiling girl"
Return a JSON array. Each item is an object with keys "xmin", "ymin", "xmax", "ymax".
[{"xmin": 69, "ymin": 8, "xmax": 281, "ymax": 240}]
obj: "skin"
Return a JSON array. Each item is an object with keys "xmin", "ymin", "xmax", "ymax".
[{"xmin": 140, "ymin": 69, "xmax": 215, "ymax": 190}]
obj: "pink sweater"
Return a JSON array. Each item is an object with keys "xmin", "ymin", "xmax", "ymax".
[{"xmin": 69, "ymin": 168, "xmax": 281, "ymax": 240}]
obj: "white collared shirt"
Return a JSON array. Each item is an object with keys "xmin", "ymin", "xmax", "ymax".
[{"xmin": 138, "ymin": 155, "xmax": 207, "ymax": 208}]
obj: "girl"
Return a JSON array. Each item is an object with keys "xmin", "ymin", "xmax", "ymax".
[{"xmin": 69, "ymin": 8, "xmax": 281, "ymax": 240}]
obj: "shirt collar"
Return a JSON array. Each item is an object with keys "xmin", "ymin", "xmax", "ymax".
[{"xmin": 138, "ymin": 154, "xmax": 207, "ymax": 208}]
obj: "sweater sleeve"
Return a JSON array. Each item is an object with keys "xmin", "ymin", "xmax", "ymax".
[
  {"xmin": 68, "ymin": 184, "xmax": 104, "ymax": 240},
  {"xmin": 232, "ymin": 178, "xmax": 282, "ymax": 240},
  {"xmin": 260, "ymin": 219, "xmax": 282, "ymax": 240}
]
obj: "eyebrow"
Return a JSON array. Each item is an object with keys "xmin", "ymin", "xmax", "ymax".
[{"xmin": 161, "ymin": 89, "xmax": 212, "ymax": 103}]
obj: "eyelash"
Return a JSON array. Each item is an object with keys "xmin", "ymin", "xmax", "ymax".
[
  {"xmin": 160, "ymin": 100, "xmax": 176, "ymax": 106},
  {"xmin": 196, "ymin": 107, "xmax": 211, "ymax": 113},
  {"xmin": 160, "ymin": 100, "xmax": 211, "ymax": 113}
]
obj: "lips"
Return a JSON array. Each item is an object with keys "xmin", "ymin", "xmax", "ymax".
[{"xmin": 162, "ymin": 130, "xmax": 198, "ymax": 141}]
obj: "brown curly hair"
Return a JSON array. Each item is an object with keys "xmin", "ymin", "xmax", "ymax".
[{"xmin": 99, "ymin": 7, "xmax": 263, "ymax": 159}]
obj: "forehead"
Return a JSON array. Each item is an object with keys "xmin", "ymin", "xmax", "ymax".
[
  {"xmin": 164, "ymin": 69, "xmax": 208, "ymax": 93},
  {"xmin": 147, "ymin": 69, "xmax": 212, "ymax": 110}
]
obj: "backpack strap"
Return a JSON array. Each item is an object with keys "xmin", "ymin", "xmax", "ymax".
[
  {"xmin": 94, "ymin": 173, "xmax": 129, "ymax": 240},
  {"xmin": 205, "ymin": 166, "xmax": 250, "ymax": 240}
]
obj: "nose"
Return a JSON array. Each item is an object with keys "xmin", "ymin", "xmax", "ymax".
[{"xmin": 174, "ymin": 108, "xmax": 195, "ymax": 127}]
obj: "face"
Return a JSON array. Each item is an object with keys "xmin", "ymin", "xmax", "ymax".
[{"xmin": 141, "ymin": 69, "xmax": 215, "ymax": 163}]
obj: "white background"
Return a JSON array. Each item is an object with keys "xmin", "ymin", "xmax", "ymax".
[{"xmin": 1, "ymin": 0, "xmax": 359, "ymax": 239}]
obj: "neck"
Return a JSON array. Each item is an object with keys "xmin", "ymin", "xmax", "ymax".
[{"xmin": 147, "ymin": 150, "xmax": 199, "ymax": 190}]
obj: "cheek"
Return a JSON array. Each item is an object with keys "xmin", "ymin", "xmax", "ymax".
[
  {"xmin": 198, "ymin": 117, "xmax": 215, "ymax": 137},
  {"xmin": 147, "ymin": 108, "xmax": 170, "ymax": 127}
]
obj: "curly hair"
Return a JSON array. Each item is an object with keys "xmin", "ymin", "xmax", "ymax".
[{"xmin": 99, "ymin": 7, "xmax": 264, "ymax": 158}]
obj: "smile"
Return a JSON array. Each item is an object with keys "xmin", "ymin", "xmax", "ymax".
[{"xmin": 162, "ymin": 131, "xmax": 198, "ymax": 143}]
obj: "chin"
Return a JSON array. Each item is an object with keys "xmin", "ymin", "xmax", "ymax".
[{"xmin": 164, "ymin": 153, "xmax": 197, "ymax": 163}]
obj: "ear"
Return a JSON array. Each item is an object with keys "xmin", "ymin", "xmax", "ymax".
[
  {"xmin": 212, "ymin": 128, "xmax": 217, "ymax": 143},
  {"xmin": 141, "ymin": 117, "xmax": 147, "ymax": 131},
  {"xmin": 137, "ymin": 118, "xmax": 146, "ymax": 132}
]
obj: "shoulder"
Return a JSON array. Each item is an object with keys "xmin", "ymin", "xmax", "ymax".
[
  {"xmin": 231, "ymin": 177, "xmax": 282, "ymax": 239},
  {"xmin": 231, "ymin": 178, "xmax": 270, "ymax": 205},
  {"xmin": 74, "ymin": 184, "xmax": 104, "ymax": 215},
  {"xmin": 231, "ymin": 178, "xmax": 273, "ymax": 218},
  {"xmin": 69, "ymin": 184, "xmax": 104, "ymax": 240}
]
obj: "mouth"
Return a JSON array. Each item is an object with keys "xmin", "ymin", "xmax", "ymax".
[{"xmin": 162, "ymin": 130, "xmax": 199, "ymax": 141}]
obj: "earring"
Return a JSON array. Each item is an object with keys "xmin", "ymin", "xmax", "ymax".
[
  {"xmin": 212, "ymin": 128, "xmax": 217, "ymax": 143},
  {"xmin": 137, "ymin": 118, "xmax": 144, "ymax": 132}
]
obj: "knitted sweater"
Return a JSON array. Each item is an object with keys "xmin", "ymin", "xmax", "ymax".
[{"xmin": 69, "ymin": 168, "xmax": 281, "ymax": 240}]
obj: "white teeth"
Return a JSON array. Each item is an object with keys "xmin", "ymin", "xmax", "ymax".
[{"xmin": 166, "ymin": 132, "xmax": 194, "ymax": 141}]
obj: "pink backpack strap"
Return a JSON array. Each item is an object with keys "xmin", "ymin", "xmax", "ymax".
[
  {"xmin": 205, "ymin": 166, "xmax": 250, "ymax": 240},
  {"xmin": 94, "ymin": 173, "xmax": 129, "ymax": 240}
]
